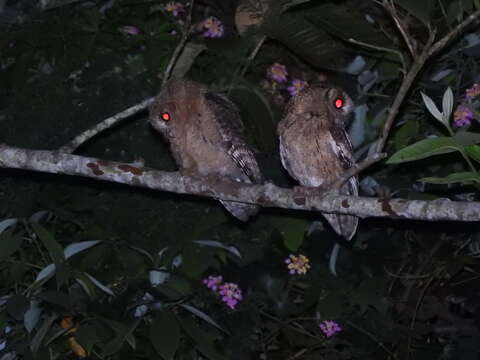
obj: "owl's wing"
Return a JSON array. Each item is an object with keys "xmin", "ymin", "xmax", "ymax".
[
  {"xmin": 328, "ymin": 124, "xmax": 358, "ymax": 195},
  {"xmin": 204, "ymin": 91, "xmax": 263, "ymax": 184}
]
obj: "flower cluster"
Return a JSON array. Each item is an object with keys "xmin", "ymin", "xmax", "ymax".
[
  {"xmin": 201, "ymin": 16, "xmax": 224, "ymax": 38},
  {"xmin": 285, "ymin": 254, "xmax": 311, "ymax": 275},
  {"xmin": 164, "ymin": 2, "xmax": 185, "ymax": 17},
  {"xmin": 319, "ymin": 320, "xmax": 342, "ymax": 338},
  {"xmin": 453, "ymin": 83, "xmax": 480, "ymax": 128},
  {"xmin": 287, "ymin": 79, "xmax": 308, "ymax": 97},
  {"xmin": 202, "ymin": 275, "xmax": 223, "ymax": 291},
  {"xmin": 118, "ymin": 25, "xmax": 142, "ymax": 35},
  {"xmin": 203, "ymin": 275, "xmax": 242, "ymax": 309},
  {"xmin": 268, "ymin": 63, "xmax": 288, "ymax": 83},
  {"xmin": 267, "ymin": 63, "xmax": 308, "ymax": 98},
  {"xmin": 453, "ymin": 104, "xmax": 474, "ymax": 128},
  {"xmin": 218, "ymin": 282, "xmax": 243, "ymax": 309},
  {"xmin": 465, "ymin": 83, "xmax": 480, "ymax": 100}
]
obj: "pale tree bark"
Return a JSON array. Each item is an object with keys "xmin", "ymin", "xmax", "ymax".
[{"xmin": 1, "ymin": 144, "xmax": 479, "ymax": 222}]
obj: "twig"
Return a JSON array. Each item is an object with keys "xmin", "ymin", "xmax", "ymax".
[
  {"xmin": 330, "ymin": 152, "xmax": 387, "ymax": 189},
  {"xmin": 1, "ymin": 144, "xmax": 480, "ymax": 222},
  {"xmin": 428, "ymin": 8, "xmax": 480, "ymax": 57},
  {"xmin": 406, "ymin": 272, "xmax": 438, "ymax": 359},
  {"xmin": 383, "ymin": 0, "xmax": 416, "ymax": 57},
  {"xmin": 162, "ymin": 0, "xmax": 195, "ymax": 85},
  {"xmin": 374, "ymin": 8, "xmax": 480, "ymax": 154},
  {"xmin": 59, "ymin": 2, "xmax": 200, "ymax": 154},
  {"xmin": 347, "ymin": 37, "xmax": 406, "ymax": 71},
  {"xmin": 161, "ymin": 26, "xmax": 194, "ymax": 86},
  {"xmin": 59, "ymin": 97, "xmax": 155, "ymax": 154},
  {"xmin": 374, "ymin": 29, "xmax": 435, "ymax": 153},
  {"xmin": 240, "ymin": 35, "xmax": 267, "ymax": 78},
  {"xmin": 345, "ymin": 319, "xmax": 397, "ymax": 358}
]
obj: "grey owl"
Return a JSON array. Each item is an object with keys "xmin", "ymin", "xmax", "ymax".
[
  {"xmin": 277, "ymin": 84, "xmax": 359, "ymax": 273},
  {"xmin": 149, "ymin": 79, "xmax": 263, "ymax": 221}
]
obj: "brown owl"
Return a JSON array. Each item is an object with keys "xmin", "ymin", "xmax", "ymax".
[
  {"xmin": 277, "ymin": 84, "xmax": 359, "ymax": 273},
  {"xmin": 149, "ymin": 79, "xmax": 263, "ymax": 221}
]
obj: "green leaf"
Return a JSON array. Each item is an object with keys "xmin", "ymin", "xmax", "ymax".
[
  {"xmin": 83, "ymin": 272, "xmax": 115, "ymax": 296},
  {"xmin": 180, "ymin": 316, "xmax": 227, "ymax": 360},
  {"xmin": 32, "ymin": 223, "xmax": 68, "ymax": 286},
  {"xmin": 179, "ymin": 304, "xmax": 226, "ymax": 333},
  {"xmin": 387, "ymin": 137, "xmax": 461, "ymax": 164},
  {"xmin": 392, "ymin": 119, "xmax": 419, "ymax": 151},
  {"xmin": 170, "ymin": 42, "xmax": 206, "ymax": 81},
  {"xmin": 149, "ymin": 312, "xmax": 180, "ymax": 360},
  {"xmin": 421, "ymin": 92, "xmax": 443, "ymax": 122},
  {"xmin": 229, "ymin": 84, "xmax": 277, "ymax": 153},
  {"xmin": 465, "ymin": 145, "xmax": 480, "ymax": 163},
  {"xmin": 101, "ymin": 319, "xmax": 140, "ymax": 357},
  {"xmin": 75, "ymin": 324, "xmax": 99, "ymax": 355},
  {"xmin": 263, "ymin": 4, "xmax": 352, "ymax": 70},
  {"xmin": 0, "ymin": 229, "xmax": 23, "ymax": 262},
  {"xmin": 453, "ymin": 131, "xmax": 480, "ymax": 146},
  {"xmin": 393, "ymin": 0, "xmax": 435, "ymax": 24},
  {"xmin": 419, "ymin": 172, "xmax": 480, "ymax": 184},
  {"xmin": 30, "ymin": 315, "xmax": 58, "ymax": 354},
  {"xmin": 442, "ymin": 87, "xmax": 454, "ymax": 125},
  {"xmin": 307, "ymin": 4, "xmax": 391, "ymax": 47},
  {"xmin": 269, "ymin": 216, "xmax": 307, "ymax": 252}
]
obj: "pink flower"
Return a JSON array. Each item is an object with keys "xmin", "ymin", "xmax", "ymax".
[
  {"xmin": 202, "ymin": 275, "xmax": 223, "ymax": 292},
  {"xmin": 287, "ymin": 79, "xmax": 307, "ymax": 97},
  {"xmin": 218, "ymin": 282, "xmax": 242, "ymax": 309},
  {"xmin": 453, "ymin": 104, "xmax": 473, "ymax": 127},
  {"xmin": 202, "ymin": 17, "xmax": 224, "ymax": 38},
  {"xmin": 319, "ymin": 320, "xmax": 342, "ymax": 338},
  {"xmin": 165, "ymin": 2, "xmax": 185, "ymax": 17},
  {"xmin": 465, "ymin": 83, "xmax": 480, "ymax": 100},
  {"xmin": 118, "ymin": 25, "xmax": 142, "ymax": 35},
  {"xmin": 268, "ymin": 63, "xmax": 288, "ymax": 83}
]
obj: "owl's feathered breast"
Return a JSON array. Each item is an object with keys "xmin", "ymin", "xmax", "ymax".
[{"xmin": 279, "ymin": 113, "xmax": 353, "ymax": 188}]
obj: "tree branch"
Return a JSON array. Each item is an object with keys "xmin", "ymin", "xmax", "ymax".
[
  {"xmin": 1, "ymin": 144, "xmax": 479, "ymax": 222},
  {"xmin": 59, "ymin": 97, "xmax": 155, "ymax": 154}
]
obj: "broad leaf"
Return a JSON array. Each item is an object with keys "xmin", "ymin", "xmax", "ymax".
[
  {"xmin": 269, "ymin": 216, "xmax": 307, "ymax": 252},
  {"xmin": 179, "ymin": 304, "xmax": 226, "ymax": 333},
  {"xmin": 102, "ymin": 319, "xmax": 140, "ymax": 357},
  {"xmin": 0, "ymin": 230, "xmax": 23, "ymax": 262},
  {"xmin": 149, "ymin": 312, "xmax": 180, "ymax": 360},
  {"xmin": 387, "ymin": 137, "xmax": 461, "ymax": 164},
  {"xmin": 465, "ymin": 145, "xmax": 480, "ymax": 163},
  {"xmin": 32, "ymin": 223, "xmax": 67, "ymax": 286},
  {"xmin": 453, "ymin": 131, "xmax": 480, "ymax": 146},
  {"xmin": 442, "ymin": 87, "xmax": 454, "ymax": 125},
  {"xmin": 421, "ymin": 92, "xmax": 443, "ymax": 123},
  {"xmin": 263, "ymin": 4, "xmax": 352, "ymax": 70},
  {"xmin": 393, "ymin": 0, "xmax": 435, "ymax": 24},
  {"xmin": 419, "ymin": 172, "xmax": 480, "ymax": 184},
  {"xmin": 0, "ymin": 219, "xmax": 18, "ymax": 234},
  {"xmin": 180, "ymin": 316, "xmax": 227, "ymax": 360}
]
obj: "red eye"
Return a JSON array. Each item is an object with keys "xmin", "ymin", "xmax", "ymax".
[
  {"xmin": 334, "ymin": 98, "xmax": 344, "ymax": 109},
  {"xmin": 161, "ymin": 112, "xmax": 171, "ymax": 121}
]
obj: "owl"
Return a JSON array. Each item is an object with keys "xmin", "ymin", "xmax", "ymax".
[
  {"xmin": 149, "ymin": 79, "xmax": 263, "ymax": 221},
  {"xmin": 277, "ymin": 84, "xmax": 359, "ymax": 273}
]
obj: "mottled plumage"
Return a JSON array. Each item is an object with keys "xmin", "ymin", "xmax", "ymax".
[
  {"xmin": 149, "ymin": 79, "xmax": 263, "ymax": 221},
  {"xmin": 277, "ymin": 84, "xmax": 359, "ymax": 273}
]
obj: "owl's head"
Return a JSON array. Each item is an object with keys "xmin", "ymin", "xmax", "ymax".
[
  {"xmin": 149, "ymin": 80, "xmax": 206, "ymax": 138},
  {"xmin": 285, "ymin": 84, "xmax": 354, "ymax": 128}
]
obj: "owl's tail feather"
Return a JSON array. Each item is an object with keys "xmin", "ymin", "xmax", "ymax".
[
  {"xmin": 323, "ymin": 213, "xmax": 358, "ymax": 276},
  {"xmin": 220, "ymin": 200, "xmax": 259, "ymax": 222}
]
